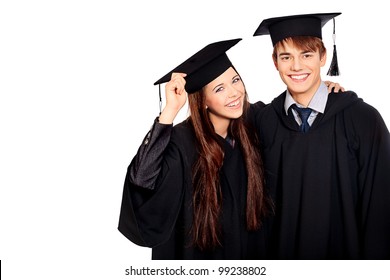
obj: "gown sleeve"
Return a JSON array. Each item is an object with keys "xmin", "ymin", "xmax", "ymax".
[
  {"xmin": 248, "ymin": 101, "xmax": 267, "ymax": 124},
  {"xmin": 118, "ymin": 118, "xmax": 186, "ymax": 247},
  {"xmin": 353, "ymin": 104, "xmax": 390, "ymax": 259},
  {"xmin": 127, "ymin": 118, "xmax": 173, "ymax": 190}
]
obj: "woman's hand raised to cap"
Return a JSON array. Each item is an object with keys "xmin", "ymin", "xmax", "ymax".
[{"xmin": 159, "ymin": 73, "xmax": 188, "ymax": 124}]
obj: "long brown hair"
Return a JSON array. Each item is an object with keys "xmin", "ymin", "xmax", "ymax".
[{"xmin": 188, "ymin": 84, "xmax": 267, "ymax": 250}]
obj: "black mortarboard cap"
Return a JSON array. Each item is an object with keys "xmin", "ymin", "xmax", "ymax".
[
  {"xmin": 253, "ymin": 12, "xmax": 341, "ymax": 46},
  {"xmin": 253, "ymin": 12, "xmax": 341, "ymax": 76},
  {"xmin": 154, "ymin": 38, "xmax": 241, "ymax": 94}
]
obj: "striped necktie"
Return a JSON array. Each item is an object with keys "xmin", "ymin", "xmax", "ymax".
[{"xmin": 291, "ymin": 104, "xmax": 312, "ymax": 133}]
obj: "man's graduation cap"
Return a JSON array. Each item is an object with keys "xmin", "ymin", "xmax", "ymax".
[
  {"xmin": 154, "ymin": 38, "xmax": 241, "ymax": 94},
  {"xmin": 253, "ymin": 12, "xmax": 341, "ymax": 76}
]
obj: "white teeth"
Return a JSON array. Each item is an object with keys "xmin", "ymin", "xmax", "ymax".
[
  {"xmin": 291, "ymin": 74, "xmax": 308, "ymax": 80},
  {"xmin": 227, "ymin": 100, "xmax": 239, "ymax": 107}
]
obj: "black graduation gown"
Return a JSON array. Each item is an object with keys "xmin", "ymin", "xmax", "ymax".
[
  {"xmin": 118, "ymin": 119, "xmax": 267, "ymax": 259},
  {"xmin": 254, "ymin": 91, "xmax": 390, "ymax": 259}
]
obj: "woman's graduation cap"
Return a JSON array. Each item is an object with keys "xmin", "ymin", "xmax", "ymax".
[
  {"xmin": 154, "ymin": 38, "xmax": 241, "ymax": 94},
  {"xmin": 253, "ymin": 12, "xmax": 341, "ymax": 76}
]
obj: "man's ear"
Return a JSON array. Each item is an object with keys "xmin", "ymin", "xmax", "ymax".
[
  {"xmin": 273, "ymin": 54, "xmax": 278, "ymax": 70},
  {"xmin": 320, "ymin": 51, "xmax": 327, "ymax": 67}
]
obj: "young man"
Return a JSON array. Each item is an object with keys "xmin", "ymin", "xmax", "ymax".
[{"xmin": 253, "ymin": 13, "xmax": 390, "ymax": 259}]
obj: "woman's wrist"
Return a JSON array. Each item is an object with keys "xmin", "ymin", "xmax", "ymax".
[{"xmin": 158, "ymin": 106, "xmax": 179, "ymax": 124}]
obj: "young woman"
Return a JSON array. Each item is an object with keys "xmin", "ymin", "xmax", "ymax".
[
  {"xmin": 118, "ymin": 39, "xmax": 270, "ymax": 259},
  {"xmin": 118, "ymin": 38, "xmax": 342, "ymax": 259}
]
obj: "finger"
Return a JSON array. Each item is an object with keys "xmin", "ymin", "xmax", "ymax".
[
  {"xmin": 171, "ymin": 72, "xmax": 187, "ymax": 80},
  {"xmin": 171, "ymin": 75, "xmax": 187, "ymax": 95},
  {"xmin": 166, "ymin": 80, "xmax": 185, "ymax": 96}
]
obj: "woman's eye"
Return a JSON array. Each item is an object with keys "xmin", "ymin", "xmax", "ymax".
[
  {"xmin": 215, "ymin": 87, "xmax": 224, "ymax": 93},
  {"xmin": 233, "ymin": 77, "xmax": 241, "ymax": 83}
]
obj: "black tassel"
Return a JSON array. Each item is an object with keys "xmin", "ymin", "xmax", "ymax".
[
  {"xmin": 158, "ymin": 84, "xmax": 162, "ymax": 115},
  {"xmin": 327, "ymin": 18, "xmax": 340, "ymax": 76}
]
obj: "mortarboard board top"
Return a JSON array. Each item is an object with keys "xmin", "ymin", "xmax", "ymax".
[
  {"xmin": 154, "ymin": 38, "xmax": 241, "ymax": 94},
  {"xmin": 253, "ymin": 12, "xmax": 341, "ymax": 46}
]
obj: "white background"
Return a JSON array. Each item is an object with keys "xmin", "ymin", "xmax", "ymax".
[{"xmin": 1, "ymin": 0, "xmax": 389, "ymax": 279}]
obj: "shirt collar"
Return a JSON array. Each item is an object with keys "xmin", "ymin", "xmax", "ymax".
[{"xmin": 284, "ymin": 81, "xmax": 329, "ymax": 115}]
